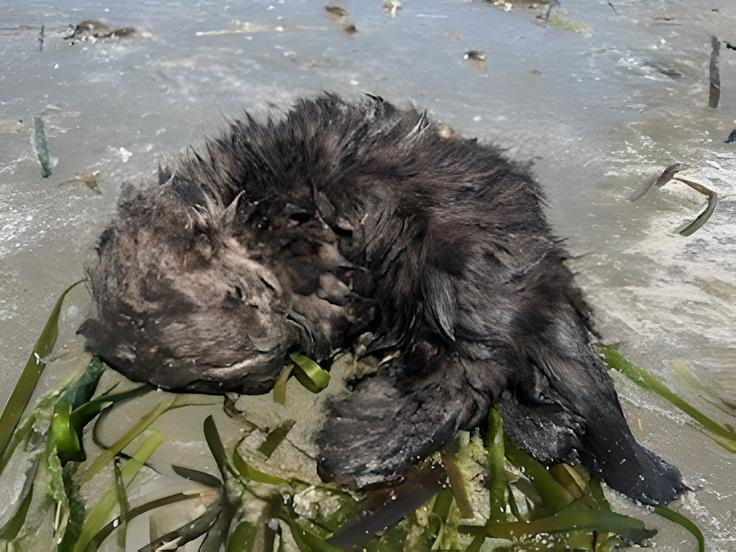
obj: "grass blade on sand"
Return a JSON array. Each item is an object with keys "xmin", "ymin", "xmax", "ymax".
[
  {"xmin": 440, "ymin": 446, "xmax": 474, "ymax": 519},
  {"xmin": 328, "ymin": 465, "xmax": 444, "ymax": 549},
  {"xmin": 289, "ymin": 353, "xmax": 330, "ymax": 393},
  {"xmin": 487, "ymin": 407, "xmax": 509, "ymax": 523},
  {"xmin": 655, "ymin": 506, "xmax": 705, "ymax": 552},
  {"xmin": 597, "ymin": 344, "xmax": 736, "ymax": 449},
  {"xmin": 0, "ymin": 455, "xmax": 41, "ymax": 541},
  {"xmin": 89, "ymin": 490, "xmax": 203, "ymax": 549},
  {"xmin": 272, "ymin": 364, "xmax": 293, "ymax": 405},
  {"xmin": 227, "ymin": 521, "xmax": 257, "ymax": 551},
  {"xmin": 257, "ymin": 419, "xmax": 296, "ymax": 459},
  {"xmin": 81, "ymin": 395, "xmax": 181, "ymax": 484},
  {"xmin": 140, "ymin": 503, "xmax": 221, "ymax": 552},
  {"xmin": 505, "ymin": 443, "xmax": 575, "ymax": 513},
  {"xmin": 0, "ymin": 280, "xmax": 83, "ymax": 461},
  {"xmin": 669, "ymin": 360, "xmax": 736, "ymax": 417},
  {"xmin": 203, "ymin": 415, "xmax": 232, "ymax": 481},
  {"xmin": 233, "ymin": 449, "xmax": 289, "ymax": 485},
  {"xmin": 462, "ymin": 504, "xmax": 656, "ymax": 543},
  {"xmin": 113, "ymin": 459, "xmax": 129, "ymax": 550},
  {"xmin": 73, "ymin": 430, "xmax": 163, "ymax": 552},
  {"xmin": 172, "ymin": 464, "xmax": 223, "ymax": 488}
]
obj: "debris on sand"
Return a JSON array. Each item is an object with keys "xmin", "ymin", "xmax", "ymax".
[
  {"xmin": 725, "ymin": 129, "xmax": 736, "ymax": 144},
  {"xmin": 642, "ymin": 60, "xmax": 683, "ymax": 79},
  {"xmin": 464, "ymin": 50, "xmax": 488, "ymax": 74},
  {"xmin": 0, "ymin": 119, "xmax": 24, "ymax": 134},
  {"xmin": 195, "ymin": 21, "xmax": 291, "ymax": 37},
  {"xmin": 545, "ymin": 12, "xmax": 588, "ymax": 33},
  {"xmin": 0, "ymin": 24, "xmax": 36, "ymax": 32},
  {"xmin": 68, "ymin": 19, "xmax": 109, "ymax": 37},
  {"xmin": 543, "ymin": 0, "xmax": 560, "ymax": 22},
  {"xmin": 437, "ymin": 124, "xmax": 459, "ymax": 139},
  {"xmin": 324, "ymin": 5, "xmax": 357, "ymax": 34},
  {"xmin": 538, "ymin": 2, "xmax": 589, "ymax": 34},
  {"xmin": 490, "ymin": 0, "xmax": 512, "ymax": 12},
  {"xmin": 486, "ymin": 1, "xmax": 552, "ymax": 13},
  {"xmin": 325, "ymin": 5, "xmax": 347, "ymax": 17},
  {"xmin": 38, "ymin": 24, "xmax": 44, "ymax": 51},
  {"xmin": 32, "ymin": 116, "xmax": 52, "ymax": 178},
  {"xmin": 59, "ymin": 171, "xmax": 101, "ymax": 194},
  {"xmin": 464, "ymin": 50, "xmax": 486, "ymax": 62},
  {"xmin": 108, "ymin": 27, "xmax": 136, "ymax": 38},
  {"xmin": 64, "ymin": 20, "xmax": 137, "ymax": 43},
  {"xmin": 447, "ymin": 31, "xmax": 461, "ymax": 41},
  {"xmin": 77, "ymin": 171, "xmax": 100, "ymax": 193},
  {"xmin": 709, "ymin": 35, "xmax": 721, "ymax": 108},
  {"xmin": 383, "ymin": 0, "xmax": 401, "ymax": 17}
]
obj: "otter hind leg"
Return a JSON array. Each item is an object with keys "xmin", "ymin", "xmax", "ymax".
[
  {"xmin": 498, "ymin": 391, "xmax": 585, "ymax": 466},
  {"xmin": 499, "ymin": 382, "xmax": 687, "ymax": 506},
  {"xmin": 316, "ymin": 362, "xmax": 460, "ymax": 488},
  {"xmin": 316, "ymin": 353, "xmax": 503, "ymax": 488}
]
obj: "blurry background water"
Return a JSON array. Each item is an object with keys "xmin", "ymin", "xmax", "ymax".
[{"xmin": 0, "ymin": 1, "xmax": 734, "ymax": 550}]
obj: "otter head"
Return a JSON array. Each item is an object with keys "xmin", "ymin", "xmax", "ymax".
[{"xmin": 79, "ymin": 181, "xmax": 308, "ymax": 394}]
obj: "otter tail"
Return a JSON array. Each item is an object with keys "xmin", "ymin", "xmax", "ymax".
[
  {"xmin": 502, "ymin": 332, "xmax": 687, "ymax": 506},
  {"xmin": 587, "ymin": 416, "xmax": 688, "ymax": 506},
  {"xmin": 500, "ymin": 387, "xmax": 688, "ymax": 506}
]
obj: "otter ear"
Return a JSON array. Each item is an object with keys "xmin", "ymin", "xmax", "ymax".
[
  {"xmin": 223, "ymin": 192, "xmax": 257, "ymax": 228},
  {"xmin": 158, "ymin": 163, "xmax": 173, "ymax": 185}
]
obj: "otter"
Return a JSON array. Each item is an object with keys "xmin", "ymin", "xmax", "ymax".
[{"xmin": 80, "ymin": 94, "xmax": 686, "ymax": 506}]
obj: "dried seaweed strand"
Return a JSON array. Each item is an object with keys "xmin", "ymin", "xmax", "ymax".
[
  {"xmin": 709, "ymin": 35, "xmax": 721, "ymax": 108},
  {"xmin": 630, "ymin": 164, "xmax": 718, "ymax": 235},
  {"xmin": 671, "ymin": 175, "xmax": 719, "ymax": 236},
  {"xmin": 629, "ymin": 162, "xmax": 690, "ymax": 201},
  {"xmin": 32, "ymin": 116, "xmax": 52, "ymax": 178}
]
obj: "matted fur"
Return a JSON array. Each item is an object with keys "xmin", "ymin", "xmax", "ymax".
[{"xmin": 81, "ymin": 94, "xmax": 686, "ymax": 505}]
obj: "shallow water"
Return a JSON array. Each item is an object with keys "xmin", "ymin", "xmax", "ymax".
[{"xmin": 1, "ymin": 0, "xmax": 735, "ymax": 550}]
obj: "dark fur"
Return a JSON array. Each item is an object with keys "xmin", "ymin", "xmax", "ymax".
[{"xmin": 81, "ymin": 94, "xmax": 686, "ymax": 505}]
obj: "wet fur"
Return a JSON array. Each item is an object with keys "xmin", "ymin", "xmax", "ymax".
[{"xmin": 81, "ymin": 94, "xmax": 686, "ymax": 505}]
